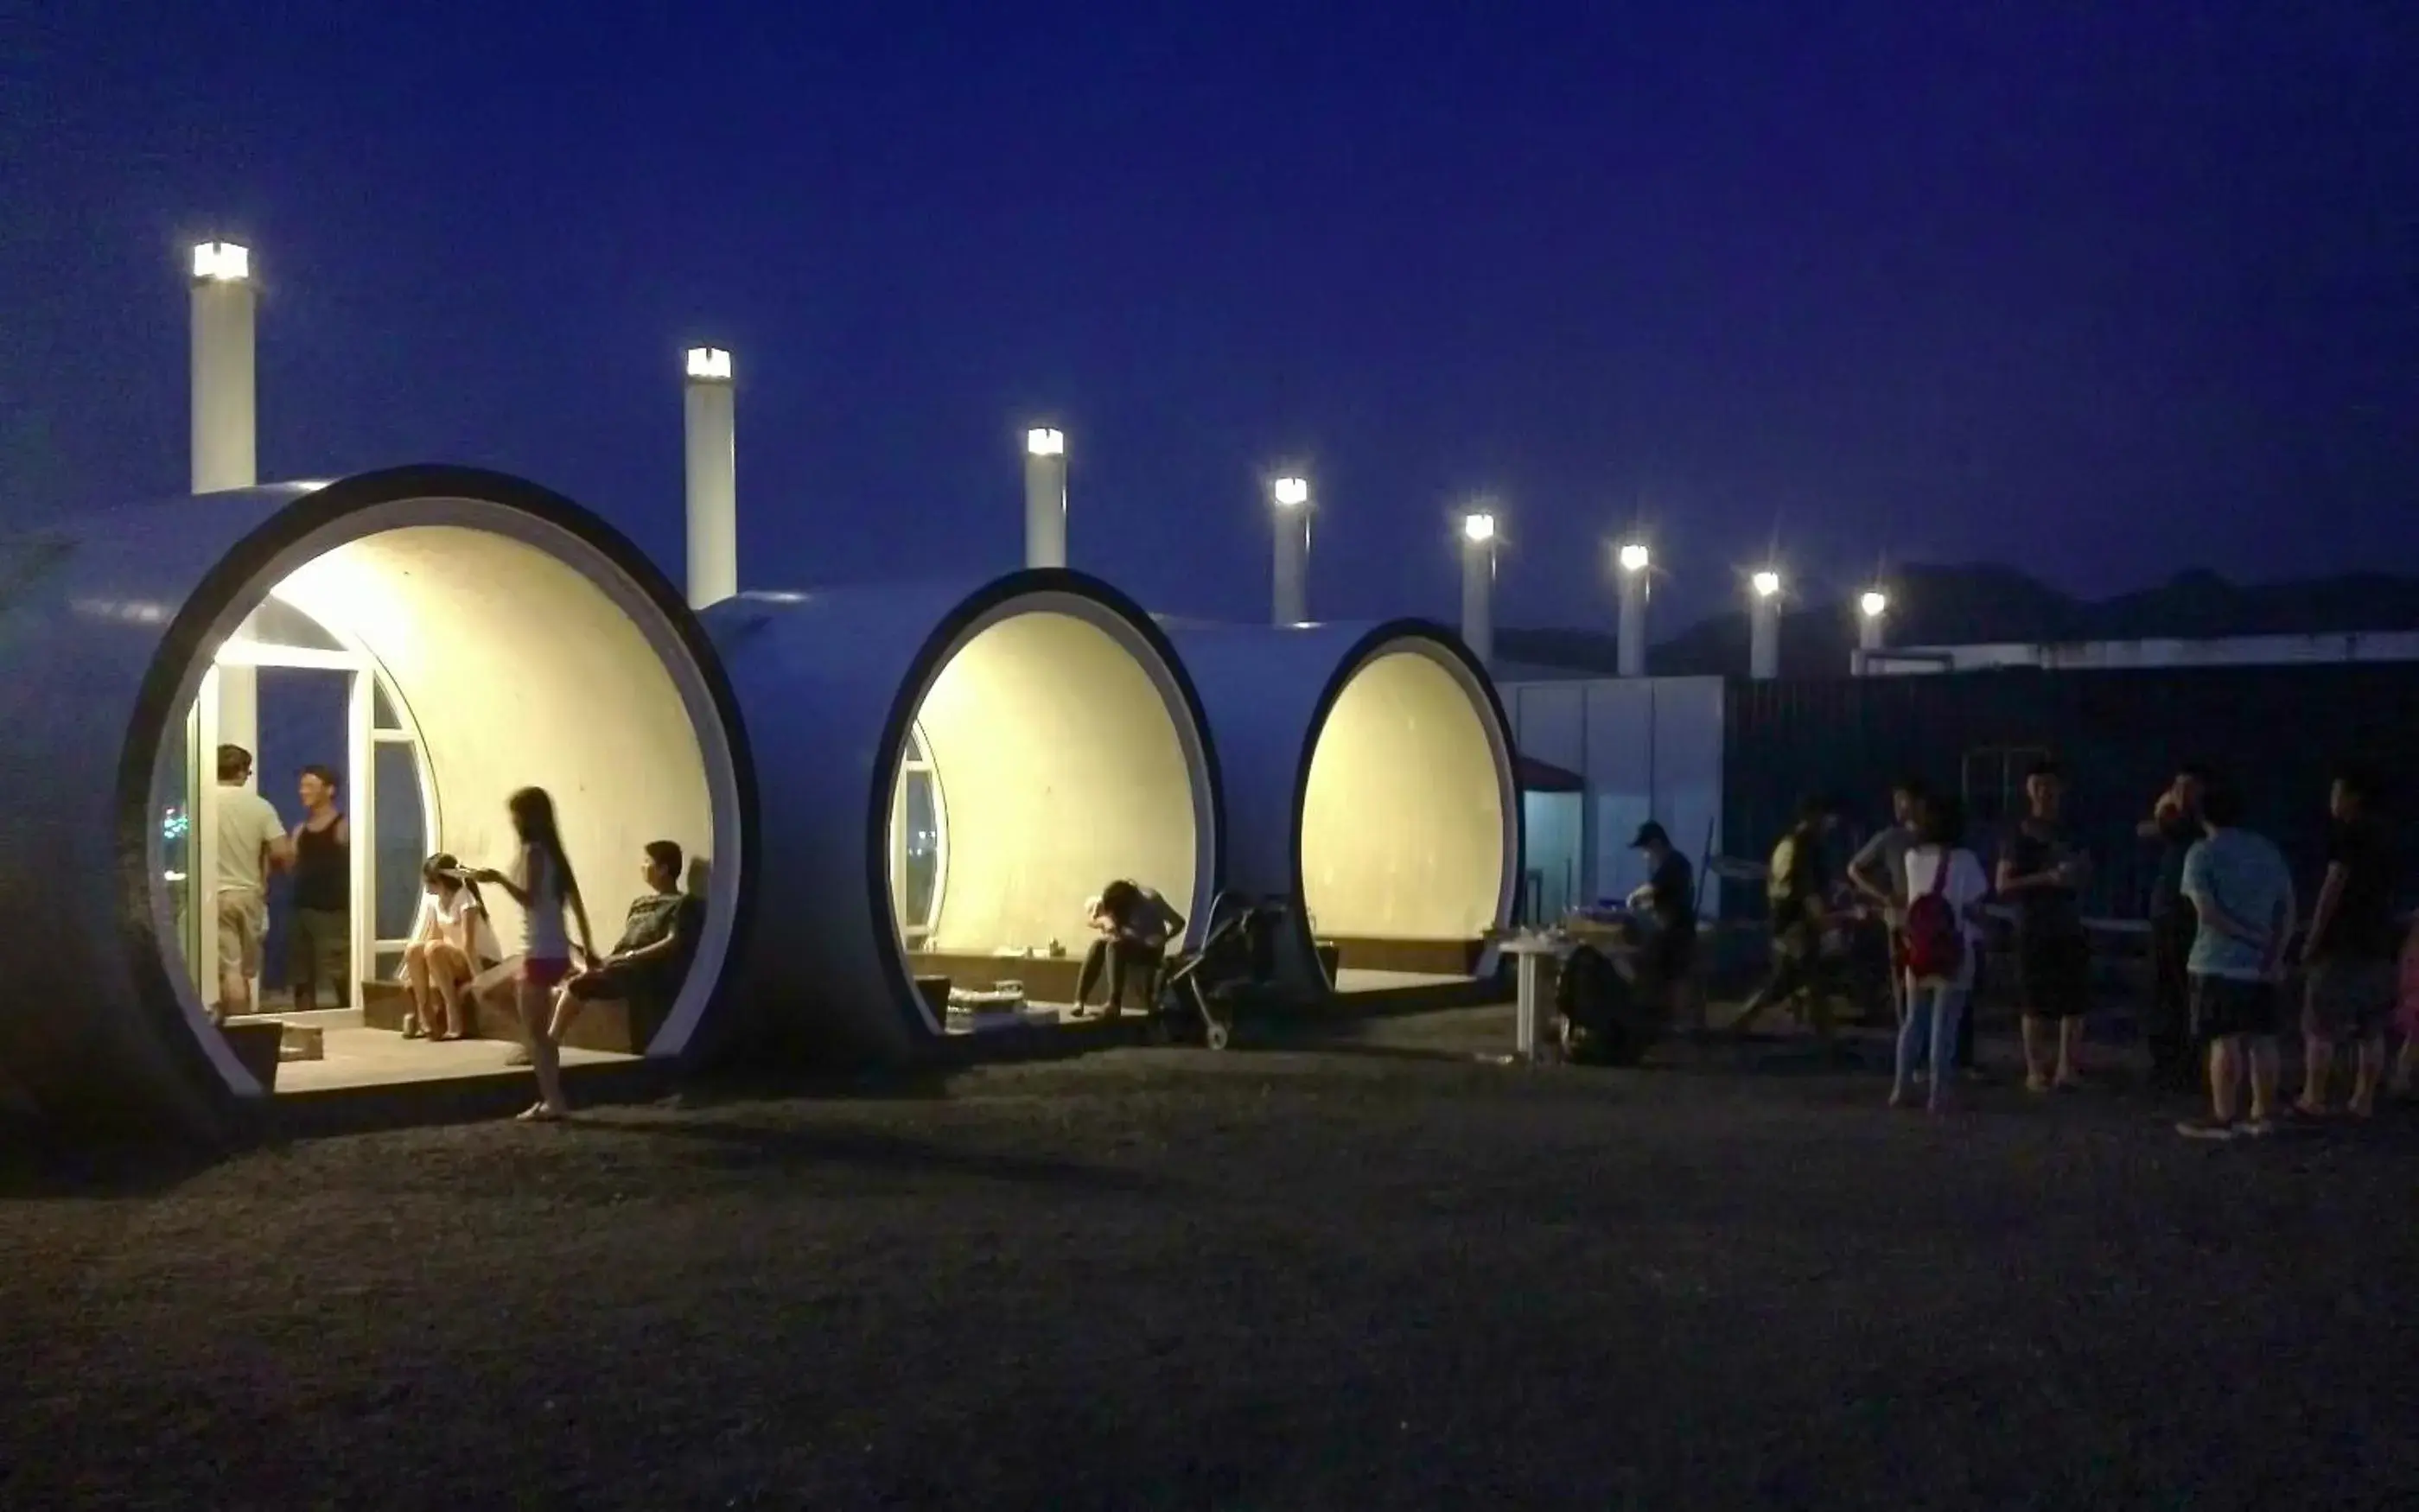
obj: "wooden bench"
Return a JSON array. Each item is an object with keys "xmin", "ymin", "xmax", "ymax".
[
  {"xmin": 359, "ymin": 976, "xmax": 658, "ymax": 1056},
  {"xmin": 1320, "ymin": 937, "xmax": 1486, "ymax": 977},
  {"xmin": 909, "ymin": 948, "xmax": 1163, "ymax": 1011}
]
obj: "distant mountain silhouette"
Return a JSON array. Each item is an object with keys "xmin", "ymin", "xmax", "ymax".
[{"xmin": 1499, "ymin": 565, "xmax": 2419, "ymax": 679}]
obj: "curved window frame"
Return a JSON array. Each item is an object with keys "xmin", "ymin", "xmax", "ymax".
[{"xmin": 890, "ymin": 722, "xmax": 948, "ymax": 947}]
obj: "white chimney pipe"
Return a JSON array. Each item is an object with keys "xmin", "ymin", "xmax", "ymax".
[
  {"xmin": 1858, "ymin": 590, "xmax": 1888, "ymax": 651},
  {"xmin": 683, "ymin": 347, "xmax": 737, "ymax": 609},
  {"xmin": 1024, "ymin": 428, "xmax": 1066, "ymax": 569},
  {"xmin": 1271, "ymin": 476, "xmax": 1310, "ymax": 625},
  {"xmin": 1616, "ymin": 543, "xmax": 1650, "ymax": 677},
  {"xmin": 189, "ymin": 242, "xmax": 256, "ymax": 493},
  {"xmin": 1459, "ymin": 510, "xmax": 1496, "ymax": 666},
  {"xmin": 1749, "ymin": 570, "xmax": 1783, "ymax": 680}
]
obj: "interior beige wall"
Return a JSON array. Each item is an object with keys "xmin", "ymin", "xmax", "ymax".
[
  {"xmin": 271, "ymin": 525, "xmax": 715, "ymax": 961},
  {"xmin": 908, "ymin": 611, "xmax": 1199, "ymax": 954},
  {"xmin": 1301, "ymin": 649, "xmax": 1506, "ymax": 940}
]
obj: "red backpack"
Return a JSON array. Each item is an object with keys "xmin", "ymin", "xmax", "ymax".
[{"xmin": 1900, "ymin": 852, "xmax": 1965, "ymax": 980}]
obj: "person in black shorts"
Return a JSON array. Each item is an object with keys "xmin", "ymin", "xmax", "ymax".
[
  {"xmin": 1628, "ymin": 821, "xmax": 1701, "ymax": 1030},
  {"xmin": 2294, "ymin": 766, "xmax": 2398, "ymax": 1119},
  {"xmin": 2175, "ymin": 785, "xmax": 2297, "ymax": 1140},
  {"xmin": 1996, "ymin": 760, "xmax": 2093, "ymax": 1092},
  {"xmin": 525, "ymin": 840, "xmax": 703, "ymax": 1058}
]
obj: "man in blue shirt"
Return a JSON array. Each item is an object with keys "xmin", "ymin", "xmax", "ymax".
[{"xmin": 2176, "ymin": 784, "xmax": 2297, "ymax": 1140}]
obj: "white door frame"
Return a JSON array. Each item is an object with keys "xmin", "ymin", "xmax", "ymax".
[{"xmin": 196, "ymin": 645, "xmax": 373, "ymax": 1010}]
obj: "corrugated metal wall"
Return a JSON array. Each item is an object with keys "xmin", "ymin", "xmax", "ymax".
[{"xmin": 1723, "ymin": 664, "xmax": 2419, "ymax": 920}]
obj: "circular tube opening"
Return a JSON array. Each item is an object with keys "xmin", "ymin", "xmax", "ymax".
[
  {"xmin": 140, "ymin": 493, "xmax": 745, "ymax": 1095},
  {"xmin": 883, "ymin": 591, "xmax": 1214, "ymax": 1028},
  {"xmin": 1301, "ymin": 639, "xmax": 1514, "ymax": 983}
]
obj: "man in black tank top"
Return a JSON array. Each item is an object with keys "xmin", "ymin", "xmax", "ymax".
[{"xmin": 288, "ymin": 765, "xmax": 351, "ymax": 1011}]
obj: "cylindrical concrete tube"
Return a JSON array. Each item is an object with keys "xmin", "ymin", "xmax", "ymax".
[
  {"xmin": 703, "ymin": 569, "xmax": 1220, "ymax": 1064},
  {"xmin": 1159, "ymin": 618, "xmax": 1520, "ymax": 992},
  {"xmin": 0, "ymin": 467, "xmax": 756, "ymax": 1140}
]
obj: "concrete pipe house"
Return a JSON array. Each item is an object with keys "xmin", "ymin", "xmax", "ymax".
[
  {"xmin": 0, "ymin": 467, "xmax": 755, "ymax": 1137},
  {"xmin": 1163, "ymin": 619, "xmax": 1520, "ymax": 994},
  {"xmin": 704, "ymin": 569, "xmax": 1222, "ymax": 1062}
]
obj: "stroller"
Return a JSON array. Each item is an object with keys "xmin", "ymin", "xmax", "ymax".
[{"xmin": 1152, "ymin": 891, "xmax": 1288, "ymax": 1051}]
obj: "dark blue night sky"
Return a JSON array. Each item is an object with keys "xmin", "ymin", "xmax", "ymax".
[{"xmin": 3, "ymin": 3, "xmax": 2412, "ymax": 633}]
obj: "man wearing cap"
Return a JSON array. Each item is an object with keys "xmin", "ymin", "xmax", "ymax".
[{"xmin": 1629, "ymin": 821, "xmax": 1701, "ymax": 1031}]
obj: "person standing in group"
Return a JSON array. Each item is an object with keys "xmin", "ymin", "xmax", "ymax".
[
  {"xmin": 1733, "ymin": 795, "xmax": 1843, "ymax": 1038},
  {"xmin": 475, "ymin": 787, "xmax": 597, "ymax": 1123},
  {"xmin": 2390, "ymin": 915, "xmax": 2419, "ymax": 1104},
  {"xmin": 1628, "ymin": 821, "xmax": 1703, "ymax": 1032},
  {"xmin": 211, "ymin": 745, "xmax": 292, "ymax": 1022},
  {"xmin": 1889, "ymin": 792, "xmax": 1991, "ymax": 1114},
  {"xmin": 2294, "ymin": 767, "xmax": 2397, "ymax": 1120},
  {"xmin": 1997, "ymin": 760, "xmax": 2094, "ymax": 1092},
  {"xmin": 286, "ymin": 765, "xmax": 350, "ymax": 1012},
  {"xmin": 2137, "ymin": 765, "xmax": 2211, "ymax": 1090},
  {"xmin": 1849, "ymin": 778, "xmax": 1926, "ymax": 1028},
  {"xmin": 2176, "ymin": 784, "xmax": 2296, "ymax": 1140}
]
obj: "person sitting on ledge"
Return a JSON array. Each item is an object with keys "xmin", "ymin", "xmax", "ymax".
[
  {"xmin": 508, "ymin": 840, "xmax": 703, "ymax": 1063},
  {"xmin": 401, "ymin": 853, "xmax": 502, "ymax": 1040},
  {"xmin": 1072, "ymin": 879, "xmax": 1186, "ymax": 1020}
]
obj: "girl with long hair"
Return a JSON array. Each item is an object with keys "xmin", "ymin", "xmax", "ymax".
[
  {"xmin": 474, "ymin": 787, "xmax": 596, "ymax": 1121},
  {"xmin": 401, "ymin": 853, "xmax": 501, "ymax": 1040}
]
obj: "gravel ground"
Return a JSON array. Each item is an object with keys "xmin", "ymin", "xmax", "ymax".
[{"xmin": 4, "ymin": 1008, "xmax": 2415, "ymax": 1509}]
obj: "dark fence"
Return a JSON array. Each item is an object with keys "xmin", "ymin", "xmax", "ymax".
[{"xmin": 1721, "ymin": 664, "xmax": 2419, "ymax": 922}]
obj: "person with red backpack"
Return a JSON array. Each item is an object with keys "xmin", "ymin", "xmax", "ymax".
[{"xmin": 1890, "ymin": 793, "xmax": 1992, "ymax": 1114}]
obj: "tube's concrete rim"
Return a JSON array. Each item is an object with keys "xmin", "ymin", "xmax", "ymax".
[
  {"xmin": 1289, "ymin": 619, "xmax": 1522, "ymax": 964},
  {"xmin": 113, "ymin": 464, "xmax": 761, "ymax": 1109},
  {"xmin": 865, "ymin": 568, "xmax": 1227, "ymax": 1039}
]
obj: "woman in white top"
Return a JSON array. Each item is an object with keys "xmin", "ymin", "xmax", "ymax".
[
  {"xmin": 1891, "ymin": 792, "xmax": 1994, "ymax": 1114},
  {"xmin": 474, "ymin": 787, "xmax": 596, "ymax": 1122},
  {"xmin": 401, "ymin": 853, "xmax": 502, "ymax": 1040}
]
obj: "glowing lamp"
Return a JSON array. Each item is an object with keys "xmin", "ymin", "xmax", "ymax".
[
  {"xmin": 1752, "ymin": 570, "xmax": 1782, "ymax": 599},
  {"xmin": 1026, "ymin": 428, "xmax": 1066, "ymax": 458},
  {"xmin": 1617, "ymin": 543, "xmax": 1651, "ymax": 574},
  {"xmin": 1273, "ymin": 476, "xmax": 1310, "ymax": 508},
  {"xmin": 191, "ymin": 241, "xmax": 250, "ymax": 283},
  {"xmin": 1461, "ymin": 511, "xmax": 1497, "ymax": 544},
  {"xmin": 685, "ymin": 346, "xmax": 733, "ymax": 381},
  {"xmin": 1860, "ymin": 589, "xmax": 1889, "ymax": 619}
]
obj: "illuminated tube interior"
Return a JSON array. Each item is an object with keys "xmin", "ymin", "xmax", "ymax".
[
  {"xmin": 699, "ymin": 573, "xmax": 1215, "ymax": 1062},
  {"xmin": 888, "ymin": 594, "xmax": 1209, "ymax": 1018},
  {"xmin": 0, "ymin": 472, "xmax": 748, "ymax": 1134},
  {"xmin": 154, "ymin": 505, "xmax": 744, "ymax": 1096},
  {"xmin": 1299, "ymin": 644, "xmax": 1508, "ymax": 945}
]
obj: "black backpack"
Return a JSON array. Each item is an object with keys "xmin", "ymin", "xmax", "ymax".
[{"xmin": 1555, "ymin": 944, "xmax": 1654, "ymax": 1066}]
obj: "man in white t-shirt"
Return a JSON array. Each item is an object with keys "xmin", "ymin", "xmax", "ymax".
[{"xmin": 213, "ymin": 744, "xmax": 292, "ymax": 1021}]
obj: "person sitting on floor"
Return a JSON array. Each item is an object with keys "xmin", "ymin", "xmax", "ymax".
[
  {"xmin": 1073, "ymin": 879, "xmax": 1187, "ymax": 1020},
  {"xmin": 401, "ymin": 854, "xmax": 503, "ymax": 1040},
  {"xmin": 507, "ymin": 840, "xmax": 704, "ymax": 1063}
]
